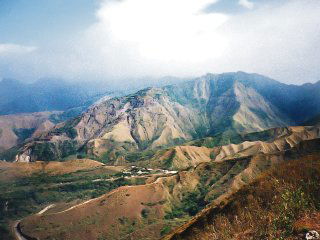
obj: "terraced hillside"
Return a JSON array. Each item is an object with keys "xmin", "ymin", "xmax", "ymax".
[{"xmin": 15, "ymin": 72, "xmax": 320, "ymax": 163}]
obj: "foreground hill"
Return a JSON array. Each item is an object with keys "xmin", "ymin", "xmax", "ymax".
[
  {"xmin": 163, "ymin": 151, "xmax": 320, "ymax": 240},
  {"xmin": 16, "ymin": 125, "xmax": 320, "ymax": 240},
  {"xmin": 14, "ymin": 72, "xmax": 320, "ymax": 163},
  {"xmin": 0, "ymin": 158, "xmax": 133, "ymax": 239}
]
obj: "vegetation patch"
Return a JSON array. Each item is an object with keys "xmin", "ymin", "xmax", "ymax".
[
  {"xmin": 190, "ymin": 128, "xmax": 276, "ymax": 149},
  {"xmin": 125, "ymin": 149, "xmax": 157, "ymax": 163},
  {"xmin": 161, "ymin": 225, "xmax": 172, "ymax": 236},
  {"xmin": 141, "ymin": 208, "xmax": 150, "ymax": 218},
  {"xmin": 164, "ymin": 149, "xmax": 176, "ymax": 168},
  {"xmin": 13, "ymin": 128, "xmax": 36, "ymax": 143},
  {"xmin": 0, "ymin": 146, "xmax": 19, "ymax": 161},
  {"xmin": 51, "ymin": 117, "xmax": 80, "ymax": 139}
]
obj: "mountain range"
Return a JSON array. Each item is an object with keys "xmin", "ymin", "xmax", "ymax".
[
  {"xmin": 1, "ymin": 71, "xmax": 320, "ymax": 240},
  {"xmin": 14, "ymin": 72, "xmax": 320, "ymax": 163},
  {"xmin": 0, "ymin": 78, "xmax": 113, "ymax": 115}
]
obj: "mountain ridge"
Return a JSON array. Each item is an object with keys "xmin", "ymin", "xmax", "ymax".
[
  {"xmin": 0, "ymin": 78, "xmax": 113, "ymax": 115},
  {"xmin": 14, "ymin": 72, "xmax": 320, "ymax": 163}
]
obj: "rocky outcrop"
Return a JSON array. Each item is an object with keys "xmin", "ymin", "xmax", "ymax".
[{"xmin": 15, "ymin": 148, "xmax": 32, "ymax": 162}]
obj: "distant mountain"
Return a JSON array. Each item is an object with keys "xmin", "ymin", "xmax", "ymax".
[
  {"xmin": 14, "ymin": 72, "xmax": 320, "ymax": 162},
  {"xmin": 0, "ymin": 112, "xmax": 58, "ymax": 153},
  {"xmin": 0, "ymin": 78, "xmax": 112, "ymax": 115}
]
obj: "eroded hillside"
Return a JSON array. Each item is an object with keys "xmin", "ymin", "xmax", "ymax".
[{"xmin": 15, "ymin": 72, "xmax": 308, "ymax": 163}]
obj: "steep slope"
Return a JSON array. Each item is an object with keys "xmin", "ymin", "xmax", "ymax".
[
  {"xmin": 17, "ymin": 127, "xmax": 320, "ymax": 240},
  {"xmin": 226, "ymin": 73, "xmax": 320, "ymax": 123},
  {"xmin": 162, "ymin": 149, "xmax": 320, "ymax": 240},
  {"xmin": 15, "ymin": 72, "xmax": 302, "ymax": 163}
]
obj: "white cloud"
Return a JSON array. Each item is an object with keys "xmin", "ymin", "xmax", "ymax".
[
  {"xmin": 0, "ymin": 43, "xmax": 37, "ymax": 55},
  {"xmin": 80, "ymin": 0, "xmax": 228, "ymax": 79},
  {"xmin": 238, "ymin": 0, "xmax": 254, "ymax": 9},
  {"xmin": 96, "ymin": 0, "xmax": 225, "ymax": 61},
  {"xmin": 1, "ymin": 0, "xmax": 320, "ymax": 85},
  {"xmin": 219, "ymin": 0, "xmax": 320, "ymax": 83},
  {"xmin": 76, "ymin": 0, "xmax": 320, "ymax": 83}
]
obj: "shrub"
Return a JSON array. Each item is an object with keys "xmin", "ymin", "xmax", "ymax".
[
  {"xmin": 141, "ymin": 208, "xmax": 150, "ymax": 218},
  {"xmin": 160, "ymin": 225, "xmax": 172, "ymax": 236}
]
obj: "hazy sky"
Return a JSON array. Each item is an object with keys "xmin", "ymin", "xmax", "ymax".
[{"xmin": 0, "ymin": 0, "xmax": 319, "ymax": 85}]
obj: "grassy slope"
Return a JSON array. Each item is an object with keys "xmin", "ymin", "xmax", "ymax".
[
  {"xmin": 164, "ymin": 153, "xmax": 320, "ymax": 240},
  {"xmin": 17, "ymin": 158, "xmax": 250, "ymax": 240}
]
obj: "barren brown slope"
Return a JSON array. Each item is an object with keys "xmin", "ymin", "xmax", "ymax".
[
  {"xmin": 134, "ymin": 126, "xmax": 320, "ymax": 170},
  {"xmin": 18, "ymin": 154, "xmax": 257, "ymax": 240},
  {"xmin": 0, "ymin": 159, "xmax": 104, "ymax": 182},
  {"xmin": 18, "ymin": 127, "xmax": 320, "ymax": 240}
]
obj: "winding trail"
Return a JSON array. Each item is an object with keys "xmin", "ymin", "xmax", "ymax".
[
  {"xmin": 13, "ymin": 204, "xmax": 55, "ymax": 240},
  {"xmin": 12, "ymin": 171, "xmax": 178, "ymax": 239},
  {"xmin": 13, "ymin": 221, "xmax": 26, "ymax": 240},
  {"xmin": 36, "ymin": 204, "xmax": 55, "ymax": 215},
  {"xmin": 51, "ymin": 172, "xmax": 177, "ymax": 215}
]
